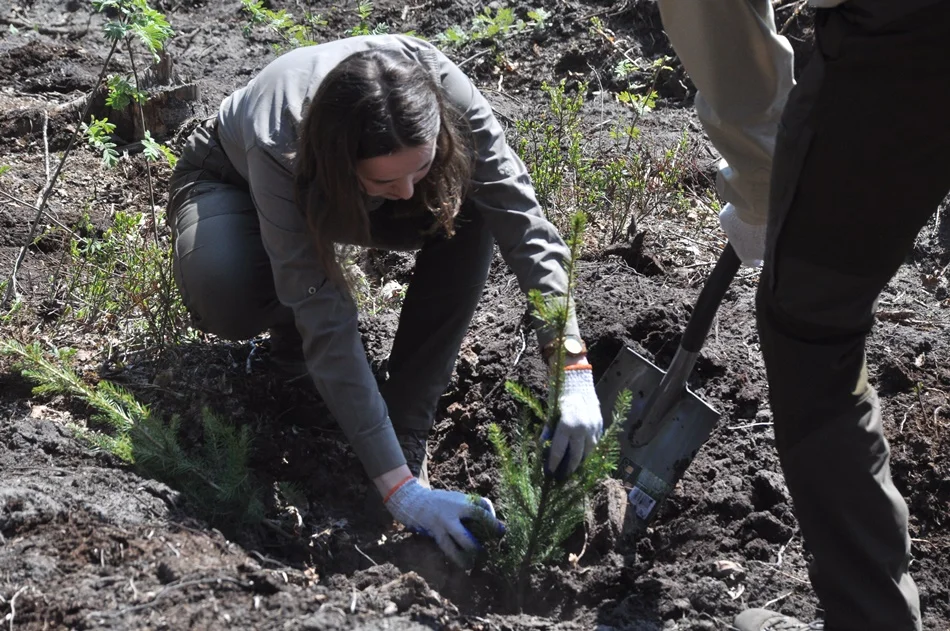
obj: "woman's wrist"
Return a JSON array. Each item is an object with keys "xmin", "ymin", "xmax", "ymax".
[
  {"xmin": 373, "ymin": 464, "xmax": 414, "ymax": 497},
  {"xmin": 549, "ymin": 353, "xmax": 590, "ymax": 373}
]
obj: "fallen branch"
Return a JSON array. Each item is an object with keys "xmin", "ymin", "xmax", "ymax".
[
  {"xmin": 762, "ymin": 590, "xmax": 794, "ymax": 609},
  {"xmin": 779, "ymin": 1, "xmax": 808, "ymax": 35}
]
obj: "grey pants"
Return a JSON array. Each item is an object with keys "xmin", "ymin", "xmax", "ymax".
[
  {"xmin": 167, "ymin": 120, "xmax": 495, "ymax": 433},
  {"xmin": 758, "ymin": 3, "xmax": 950, "ymax": 630}
]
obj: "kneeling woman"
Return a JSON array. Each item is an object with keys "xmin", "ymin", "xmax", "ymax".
[{"xmin": 167, "ymin": 34, "xmax": 602, "ymax": 567}]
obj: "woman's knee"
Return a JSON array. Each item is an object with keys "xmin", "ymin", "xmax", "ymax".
[{"xmin": 174, "ymin": 211, "xmax": 278, "ymax": 340}]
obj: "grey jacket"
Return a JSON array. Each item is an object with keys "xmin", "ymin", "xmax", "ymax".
[{"xmin": 215, "ymin": 35, "xmax": 579, "ymax": 478}]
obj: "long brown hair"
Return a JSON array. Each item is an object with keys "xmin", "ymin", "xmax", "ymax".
[{"xmin": 294, "ymin": 48, "xmax": 474, "ymax": 293}]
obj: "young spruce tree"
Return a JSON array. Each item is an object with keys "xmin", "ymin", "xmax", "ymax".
[{"xmin": 483, "ymin": 211, "xmax": 632, "ymax": 604}]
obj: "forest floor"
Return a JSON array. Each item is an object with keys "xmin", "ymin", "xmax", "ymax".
[{"xmin": 1, "ymin": 1, "xmax": 948, "ymax": 629}]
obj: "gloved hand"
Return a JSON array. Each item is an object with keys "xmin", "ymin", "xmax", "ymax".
[
  {"xmin": 546, "ymin": 365, "xmax": 603, "ymax": 479},
  {"xmin": 719, "ymin": 203, "xmax": 767, "ymax": 267},
  {"xmin": 384, "ymin": 477, "xmax": 504, "ymax": 568}
]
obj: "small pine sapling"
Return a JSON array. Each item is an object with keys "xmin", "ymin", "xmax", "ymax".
[
  {"xmin": 483, "ymin": 211, "xmax": 632, "ymax": 605},
  {"xmin": 0, "ymin": 340, "xmax": 265, "ymax": 530}
]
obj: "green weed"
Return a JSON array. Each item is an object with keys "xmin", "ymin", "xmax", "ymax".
[
  {"xmin": 240, "ymin": 0, "xmax": 326, "ymax": 53},
  {"xmin": 515, "ymin": 71, "xmax": 695, "ymax": 245},
  {"xmin": 81, "ymin": 116, "xmax": 120, "ymax": 168},
  {"xmin": 51, "ymin": 208, "xmax": 189, "ymax": 348},
  {"xmin": 437, "ymin": 6, "xmax": 548, "ymax": 54},
  {"xmin": 345, "ymin": 2, "xmax": 389, "ymax": 37}
]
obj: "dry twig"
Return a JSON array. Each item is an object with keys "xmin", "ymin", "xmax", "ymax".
[
  {"xmin": 5, "ymin": 586, "xmax": 30, "ymax": 631},
  {"xmin": 354, "ymin": 544, "xmax": 378, "ymax": 566}
]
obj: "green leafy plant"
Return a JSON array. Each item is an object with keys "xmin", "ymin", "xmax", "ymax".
[
  {"xmin": 345, "ymin": 2, "xmax": 389, "ymax": 37},
  {"xmin": 142, "ymin": 130, "xmax": 178, "ymax": 168},
  {"xmin": 81, "ymin": 116, "xmax": 121, "ymax": 168},
  {"xmin": 94, "ymin": 0, "xmax": 173, "ymax": 55},
  {"xmin": 50, "ymin": 207, "xmax": 189, "ymax": 348},
  {"xmin": 2, "ymin": 0, "xmax": 175, "ymax": 308},
  {"xmin": 482, "ymin": 212, "xmax": 632, "ymax": 604},
  {"xmin": 93, "ymin": 0, "xmax": 177, "ymax": 243},
  {"xmin": 515, "ymin": 66, "xmax": 695, "ymax": 246},
  {"xmin": 61, "ymin": 0, "xmax": 185, "ymax": 348},
  {"xmin": 515, "ymin": 79, "xmax": 589, "ymax": 235},
  {"xmin": 437, "ymin": 5, "xmax": 548, "ymax": 51},
  {"xmin": 104, "ymin": 74, "xmax": 147, "ymax": 109},
  {"xmin": 240, "ymin": 0, "xmax": 325, "ymax": 53},
  {"xmin": 1, "ymin": 340, "xmax": 264, "ymax": 529}
]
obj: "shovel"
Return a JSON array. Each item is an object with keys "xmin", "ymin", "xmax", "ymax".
[{"xmin": 595, "ymin": 243, "xmax": 741, "ymax": 532}]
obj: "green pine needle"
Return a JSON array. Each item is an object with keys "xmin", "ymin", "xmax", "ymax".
[{"xmin": 0, "ymin": 339, "xmax": 264, "ymax": 530}]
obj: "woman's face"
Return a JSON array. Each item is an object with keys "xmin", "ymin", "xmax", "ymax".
[{"xmin": 356, "ymin": 141, "xmax": 436, "ymax": 201}]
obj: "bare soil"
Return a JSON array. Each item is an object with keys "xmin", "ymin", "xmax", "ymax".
[{"xmin": 1, "ymin": 1, "xmax": 948, "ymax": 630}]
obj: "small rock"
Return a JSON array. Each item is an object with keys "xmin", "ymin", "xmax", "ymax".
[
  {"xmin": 744, "ymin": 511, "xmax": 794, "ymax": 544},
  {"xmin": 383, "ymin": 601, "xmax": 398, "ymax": 615},
  {"xmin": 743, "ymin": 538, "xmax": 774, "ymax": 561},
  {"xmin": 377, "ymin": 571, "xmax": 432, "ymax": 611},
  {"xmin": 752, "ymin": 470, "xmax": 790, "ymax": 510},
  {"xmin": 876, "ymin": 358, "xmax": 914, "ymax": 395},
  {"xmin": 246, "ymin": 571, "xmax": 281, "ymax": 595},
  {"xmin": 0, "ymin": 487, "xmax": 63, "ymax": 533},
  {"xmin": 687, "ymin": 576, "xmax": 725, "ymax": 613},
  {"xmin": 659, "ymin": 597, "xmax": 692, "ymax": 619},
  {"xmin": 378, "ymin": 280, "xmax": 404, "ymax": 301},
  {"xmin": 446, "ymin": 402, "xmax": 465, "ymax": 421}
]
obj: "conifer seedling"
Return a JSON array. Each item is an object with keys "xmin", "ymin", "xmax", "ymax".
[{"xmin": 481, "ymin": 211, "xmax": 632, "ymax": 607}]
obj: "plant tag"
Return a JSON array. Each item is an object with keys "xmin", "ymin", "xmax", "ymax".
[{"xmin": 628, "ymin": 486, "xmax": 657, "ymax": 521}]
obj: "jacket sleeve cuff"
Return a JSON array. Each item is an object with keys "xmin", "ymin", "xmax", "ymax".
[
  {"xmin": 351, "ymin": 422, "xmax": 408, "ymax": 480},
  {"xmin": 533, "ymin": 297, "xmax": 582, "ymax": 349}
]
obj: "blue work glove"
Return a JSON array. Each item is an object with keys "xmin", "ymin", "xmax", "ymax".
[
  {"xmin": 384, "ymin": 477, "xmax": 504, "ymax": 568},
  {"xmin": 545, "ymin": 366, "xmax": 603, "ymax": 479}
]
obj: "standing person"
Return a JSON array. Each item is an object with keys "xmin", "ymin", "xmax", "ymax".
[
  {"xmin": 165, "ymin": 34, "xmax": 603, "ymax": 568},
  {"xmin": 657, "ymin": 0, "xmax": 950, "ymax": 629}
]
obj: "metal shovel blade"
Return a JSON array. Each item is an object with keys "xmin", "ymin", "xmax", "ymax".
[
  {"xmin": 596, "ymin": 347, "xmax": 720, "ymax": 528},
  {"xmin": 595, "ymin": 243, "xmax": 741, "ymax": 532}
]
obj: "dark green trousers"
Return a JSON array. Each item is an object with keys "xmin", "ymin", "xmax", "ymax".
[
  {"xmin": 168, "ymin": 121, "xmax": 495, "ymax": 434},
  {"xmin": 757, "ymin": 2, "xmax": 950, "ymax": 630}
]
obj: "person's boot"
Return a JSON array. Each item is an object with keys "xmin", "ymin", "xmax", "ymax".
[
  {"xmin": 734, "ymin": 609, "xmax": 824, "ymax": 631},
  {"xmin": 267, "ymin": 326, "xmax": 307, "ymax": 381},
  {"xmin": 394, "ymin": 428, "xmax": 430, "ymax": 489}
]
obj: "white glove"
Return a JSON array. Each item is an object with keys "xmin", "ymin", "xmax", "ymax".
[
  {"xmin": 547, "ymin": 366, "xmax": 603, "ymax": 478},
  {"xmin": 719, "ymin": 203, "xmax": 767, "ymax": 267},
  {"xmin": 385, "ymin": 477, "xmax": 503, "ymax": 568}
]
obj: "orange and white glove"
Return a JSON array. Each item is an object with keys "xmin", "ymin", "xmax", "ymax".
[{"xmin": 546, "ymin": 365, "xmax": 603, "ymax": 478}]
